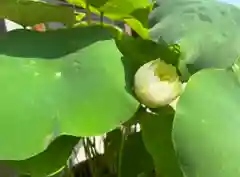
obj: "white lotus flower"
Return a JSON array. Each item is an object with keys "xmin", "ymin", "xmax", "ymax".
[{"xmin": 134, "ymin": 59, "xmax": 182, "ymax": 108}]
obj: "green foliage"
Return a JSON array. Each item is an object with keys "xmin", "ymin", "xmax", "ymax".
[
  {"xmin": 124, "ymin": 6, "xmax": 152, "ymax": 39},
  {"xmin": 121, "ymin": 131, "xmax": 155, "ymax": 177},
  {"xmin": 173, "ymin": 70, "xmax": 240, "ymax": 177},
  {"xmin": 104, "ymin": 129, "xmax": 155, "ymax": 177},
  {"xmin": 67, "ymin": 0, "xmax": 153, "ymax": 38},
  {"xmin": 140, "ymin": 107, "xmax": 183, "ymax": 177},
  {"xmin": 0, "ymin": 26, "xmax": 138, "ymax": 159},
  {"xmin": 1, "ymin": 0, "xmax": 240, "ymax": 176},
  {"xmin": 0, "ymin": 0, "xmax": 75, "ymax": 26},
  {"xmin": 67, "ymin": 0, "xmax": 150, "ymax": 19},
  {"xmin": 149, "ymin": 0, "xmax": 240, "ymax": 79},
  {"xmin": 173, "ymin": 69, "xmax": 240, "ymax": 177},
  {"xmin": 116, "ymin": 35, "xmax": 180, "ymax": 73},
  {"xmin": 5, "ymin": 136, "xmax": 80, "ymax": 177}
]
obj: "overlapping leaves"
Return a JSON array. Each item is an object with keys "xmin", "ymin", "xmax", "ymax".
[
  {"xmin": 67, "ymin": 0, "xmax": 153, "ymax": 38},
  {"xmin": 149, "ymin": 0, "xmax": 240, "ymax": 79},
  {"xmin": 0, "ymin": 25, "xmax": 141, "ymax": 177}
]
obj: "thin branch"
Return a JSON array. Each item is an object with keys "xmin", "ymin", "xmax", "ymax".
[
  {"xmin": 100, "ymin": 12, "xmax": 104, "ymax": 26},
  {"xmin": 118, "ymin": 126, "xmax": 129, "ymax": 177},
  {"xmin": 86, "ymin": 0, "xmax": 92, "ymax": 24}
]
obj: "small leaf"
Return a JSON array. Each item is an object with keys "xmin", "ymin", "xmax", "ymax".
[
  {"xmin": 125, "ymin": 5, "xmax": 153, "ymax": 39},
  {"xmin": 124, "ymin": 18, "xmax": 149, "ymax": 39},
  {"xmin": 68, "ymin": 0, "xmax": 152, "ymax": 39},
  {"xmin": 67, "ymin": 0, "xmax": 153, "ymax": 35},
  {"xmin": 67, "ymin": 0, "xmax": 150, "ymax": 19}
]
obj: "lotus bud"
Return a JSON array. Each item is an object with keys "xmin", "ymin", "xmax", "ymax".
[{"xmin": 134, "ymin": 59, "xmax": 182, "ymax": 108}]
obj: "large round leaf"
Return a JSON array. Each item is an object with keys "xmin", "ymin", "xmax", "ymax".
[
  {"xmin": 149, "ymin": 0, "xmax": 240, "ymax": 78},
  {"xmin": 173, "ymin": 69, "xmax": 240, "ymax": 177},
  {"xmin": 0, "ymin": 26, "xmax": 139, "ymax": 160}
]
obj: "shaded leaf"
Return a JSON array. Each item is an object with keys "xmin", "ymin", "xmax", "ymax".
[
  {"xmin": 0, "ymin": 0, "xmax": 75, "ymax": 26},
  {"xmin": 173, "ymin": 69, "xmax": 240, "ymax": 177},
  {"xmin": 121, "ymin": 131, "xmax": 155, "ymax": 177},
  {"xmin": 116, "ymin": 35, "xmax": 180, "ymax": 73},
  {"xmin": 6, "ymin": 136, "xmax": 80, "ymax": 177},
  {"xmin": 104, "ymin": 128, "xmax": 122, "ymax": 174},
  {"xmin": 149, "ymin": 0, "xmax": 240, "ymax": 79},
  {"xmin": 140, "ymin": 107, "xmax": 183, "ymax": 177},
  {"xmin": 104, "ymin": 129, "xmax": 155, "ymax": 177}
]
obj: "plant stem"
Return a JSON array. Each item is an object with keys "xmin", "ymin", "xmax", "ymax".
[
  {"xmin": 86, "ymin": 0, "xmax": 92, "ymax": 24},
  {"xmin": 100, "ymin": 12, "xmax": 104, "ymax": 26},
  {"xmin": 118, "ymin": 126, "xmax": 128, "ymax": 177},
  {"xmin": 65, "ymin": 165, "xmax": 74, "ymax": 177}
]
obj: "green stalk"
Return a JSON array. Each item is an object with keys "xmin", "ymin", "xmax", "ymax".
[
  {"xmin": 65, "ymin": 165, "xmax": 74, "ymax": 177},
  {"xmin": 118, "ymin": 126, "xmax": 128, "ymax": 177},
  {"xmin": 100, "ymin": 12, "xmax": 104, "ymax": 27},
  {"xmin": 86, "ymin": 0, "xmax": 92, "ymax": 24}
]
